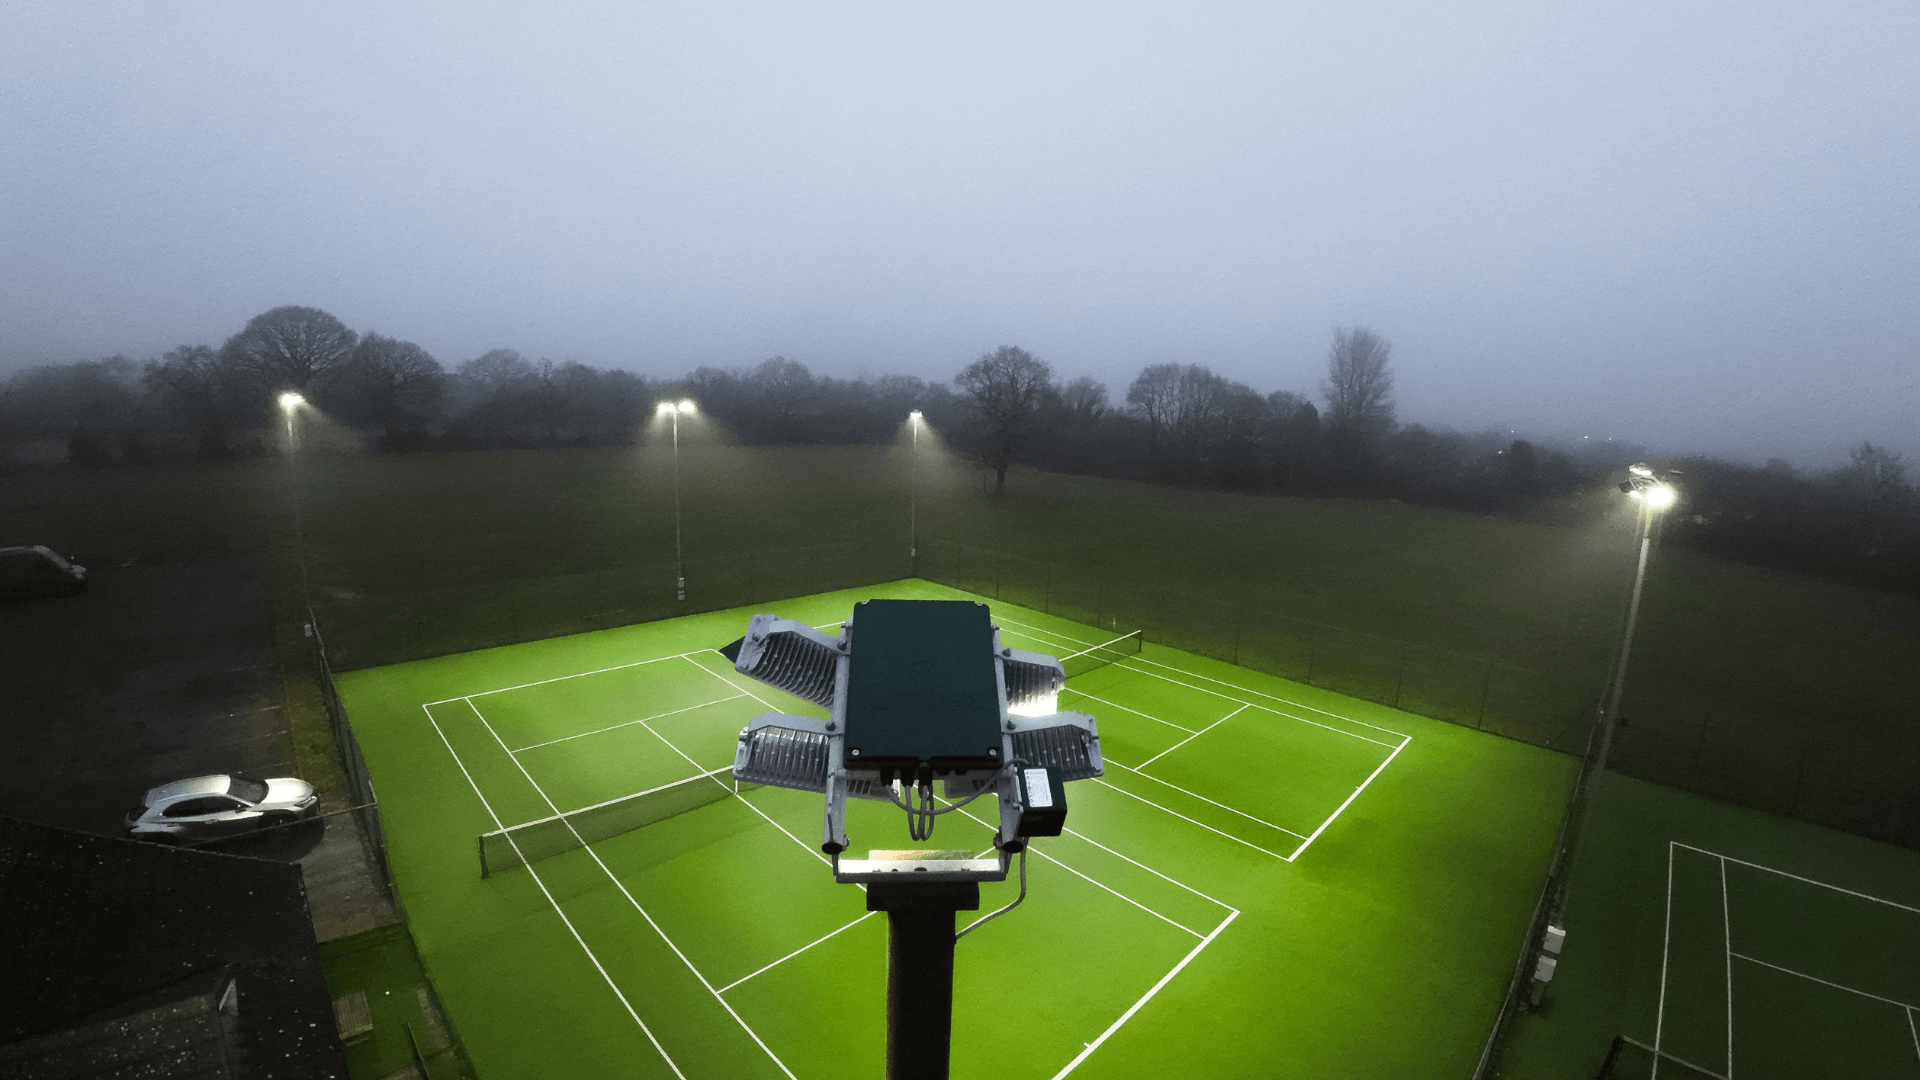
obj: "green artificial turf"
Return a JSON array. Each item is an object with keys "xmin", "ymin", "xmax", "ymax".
[
  {"xmin": 337, "ymin": 580, "xmax": 1576, "ymax": 1079},
  {"xmin": 1494, "ymin": 771, "xmax": 1920, "ymax": 1079}
]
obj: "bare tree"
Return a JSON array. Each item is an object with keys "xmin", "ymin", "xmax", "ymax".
[
  {"xmin": 334, "ymin": 333, "xmax": 445, "ymax": 434},
  {"xmin": 1125, "ymin": 362, "xmax": 1181, "ymax": 452},
  {"xmin": 1056, "ymin": 376, "xmax": 1109, "ymax": 424},
  {"xmin": 1321, "ymin": 326, "xmax": 1395, "ymax": 439},
  {"xmin": 955, "ymin": 345, "xmax": 1055, "ymax": 495},
  {"xmin": 218, "ymin": 306, "xmax": 359, "ymax": 392}
]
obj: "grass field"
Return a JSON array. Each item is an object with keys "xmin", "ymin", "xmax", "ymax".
[
  {"xmin": 337, "ymin": 579, "xmax": 1576, "ymax": 1079},
  {"xmin": 1496, "ymin": 772, "xmax": 1920, "ymax": 1079}
]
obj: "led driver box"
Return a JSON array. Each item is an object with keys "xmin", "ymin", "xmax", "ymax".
[{"xmin": 1016, "ymin": 765, "xmax": 1067, "ymax": 837}]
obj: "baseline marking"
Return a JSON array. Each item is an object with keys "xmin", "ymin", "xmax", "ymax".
[
  {"xmin": 1051, "ymin": 909, "xmax": 1241, "ymax": 1080},
  {"xmin": 1284, "ymin": 734, "xmax": 1409, "ymax": 863},
  {"xmin": 420, "ymin": 703, "xmax": 687, "ymax": 1079}
]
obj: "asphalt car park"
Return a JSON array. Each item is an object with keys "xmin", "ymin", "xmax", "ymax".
[{"xmin": 0, "ymin": 553, "xmax": 318, "ymax": 858}]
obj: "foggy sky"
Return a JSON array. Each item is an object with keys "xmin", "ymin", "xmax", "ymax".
[{"xmin": 4, "ymin": 2, "xmax": 1915, "ymax": 467}]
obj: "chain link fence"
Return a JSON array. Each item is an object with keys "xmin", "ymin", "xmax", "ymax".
[
  {"xmin": 311, "ymin": 538, "xmax": 913, "ymax": 671},
  {"xmin": 305, "ymin": 607, "xmax": 393, "ymax": 899}
]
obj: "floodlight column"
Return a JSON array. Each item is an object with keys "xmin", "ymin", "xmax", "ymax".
[
  {"xmin": 909, "ymin": 416, "xmax": 918, "ymax": 562},
  {"xmin": 1550, "ymin": 493, "xmax": 1659, "ymax": 931},
  {"xmin": 1590, "ymin": 497, "xmax": 1656, "ymax": 789},
  {"xmin": 672, "ymin": 409, "xmax": 684, "ymax": 602},
  {"xmin": 870, "ymin": 880, "xmax": 977, "ymax": 1080}
]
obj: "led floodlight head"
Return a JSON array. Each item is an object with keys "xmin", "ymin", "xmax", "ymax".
[
  {"xmin": 725, "ymin": 599, "xmax": 1104, "ymax": 867},
  {"xmin": 278, "ymin": 392, "xmax": 305, "ymax": 411}
]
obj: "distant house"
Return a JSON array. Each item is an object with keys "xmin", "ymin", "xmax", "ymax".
[{"xmin": 0, "ymin": 817, "xmax": 348, "ymax": 1079}]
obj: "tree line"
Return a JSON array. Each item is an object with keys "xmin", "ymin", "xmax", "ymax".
[{"xmin": 3, "ymin": 305, "xmax": 1914, "ymax": 596}]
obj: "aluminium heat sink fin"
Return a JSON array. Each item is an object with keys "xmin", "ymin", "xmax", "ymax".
[
  {"xmin": 729, "ymin": 614, "xmax": 843, "ymax": 709},
  {"xmin": 1007, "ymin": 711, "xmax": 1104, "ymax": 781},
  {"xmin": 1001, "ymin": 648, "xmax": 1065, "ymax": 713}
]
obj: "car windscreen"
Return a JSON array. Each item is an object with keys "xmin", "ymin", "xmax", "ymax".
[
  {"xmin": 227, "ymin": 776, "xmax": 269, "ymax": 803},
  {"xmin": 41, "ymin": 550, "xmax": 70, "ymax": 569}
]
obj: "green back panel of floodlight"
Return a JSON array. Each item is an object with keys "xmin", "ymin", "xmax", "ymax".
[{"xmin": 843, "ymin": 599, "xmax": 1002, "ymax": 769}]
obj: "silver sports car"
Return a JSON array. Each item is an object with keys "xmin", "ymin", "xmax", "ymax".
[{"xmin": 126, "ymin": 773, "xmax": 320, "ymax": 843}]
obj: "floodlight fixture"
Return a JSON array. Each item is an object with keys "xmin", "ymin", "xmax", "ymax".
[
  {"xmin": 722, "ymin": 598, "xmax": 1103, "ymax": 1076},
  {"xmin": 656, "ymin": 401, "xmax": 675, "ymax": 416},
  {"xmin": 678, "ymin": 398, "xmax": 696, "ymax": 413},
  {"xmin": 909, "ymin": 409, "xmax": 923, "ymax": 419},
  {"xmin": 278, "ymin": 392, "xmax": 305, "ymax": 411}
]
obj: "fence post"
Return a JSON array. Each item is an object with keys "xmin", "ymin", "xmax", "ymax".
[
  {"xmin": 1044, "ymin": 564, "xmax": 1052, "ymax": 614},
  {"xmin": 1476, "ymin": 661, "xmax": 1493, "ymax": 730}
]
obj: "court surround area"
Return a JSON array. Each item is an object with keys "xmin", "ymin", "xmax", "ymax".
[{"xmin": 336, "ymin": 579, "xmax": 1575, "ymax": 1078}]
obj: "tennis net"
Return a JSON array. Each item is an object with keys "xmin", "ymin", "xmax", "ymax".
[
  {"xmin": 1594, "ymin": 1036, "xmax": 1728, "ymax": 1080},
  {"xmin": 1059, "ymin": 629, "xmax": 1144, "ymax": 679},
  {"xmin": 479, "ymin": 767, "xmax": 758, "ymax": 877}
]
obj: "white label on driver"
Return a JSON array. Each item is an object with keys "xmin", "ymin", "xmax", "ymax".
[{"xmin": 1025, "ymin": 768, "xmax": 1053, "ymax": 809}]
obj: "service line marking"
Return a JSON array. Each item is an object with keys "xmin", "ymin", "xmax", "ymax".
[{"xmin": 421, "ymin": 702, "xmax": 687, "ymax": 1080}]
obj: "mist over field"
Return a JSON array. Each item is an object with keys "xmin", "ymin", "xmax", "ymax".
[{"xmin": 3, "ymin": 2, "xmax": 1916, "ymax": 468}]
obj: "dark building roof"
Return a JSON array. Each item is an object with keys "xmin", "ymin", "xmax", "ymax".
[{"xmin": 0, "ymin": 816, "xmax": 347, "ymax": 1079}]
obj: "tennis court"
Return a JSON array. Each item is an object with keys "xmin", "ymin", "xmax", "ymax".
[
  {"xmin": 1602, "ymin": 842, "xmax": 1920, "ymax": 1079},
  {"xmin": 337, "ymin": 579, "xmax": 1575, "ymax": 1078}
]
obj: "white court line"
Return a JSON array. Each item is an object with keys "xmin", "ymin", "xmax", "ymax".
[
  {"xmin": 989, "ymin": 613, "xmax": 1409, "ymax": 742},
  {"xmin": 1091, "ymin": 778, "xmax": 1291, "ymax": 860},
  {"xmin": 1059, "ymin": 826, "xmax": 1236, "ymax": 915},
  {"xmin": 1654, "ymin": 842, "xmax": 1677, "ymax": 1079},
  {"xmin": 947, "ymin": 805, "xmax": 1206, "ymax": 939},
  {"xmin": 465, "ymin": 698, "xmax": 801, "ymax": 1080},
  {"xmin": 1051, "ymin": 909, "xmax": 1241, "ymax": 1080},
  {"xmin": 1907, "ymin": 1007, "xmax": 1919, "ymax": 1064},
  {"xmin": 511, "ymin": 692, "xmax": 748, "ymax": 752},
  {"xmin": 1122, "ymin": 652, "xmax": 1410, "ymax": 739},
  {"xmin": 1675, "ymin": 842, "xmax": 1920, "ymax": 915},
  {"xmin": 1137, "ymin": 705, "xmax": 1247, "ymax": 769},
  {"xmin": 420, "ymin": 703, "xmax": 687, "ymax": 1080},
  {"xmin": 1721, "ymin": 856, "xmax": 1734, "ymax": 1078},
  {"xmin": 424, "ymin": 650, "xmax": 706, "ymax": 705},
  {"xmin": 1107, "ymin": 762, "xmax": 1309, "ymax": 841},
  {"xmin": 1284, "ymin": 734, "xmax": 1410, "ymax": 863},
  {"xmin": 1731, "ymin": 952, "xmax": 1920, "ymax": 1011},
  {"xmin": 1063, "ymin": 689, "xmax": 1200, "ymax": 734},
  {"xmin": 715, "ymin": 912, "xmax": 878, "ymax": 994},
  {"xmin": 1111, "ymin": 660, "xmax": 1402, "ymax": 749}
]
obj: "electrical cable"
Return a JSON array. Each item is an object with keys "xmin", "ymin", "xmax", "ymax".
[
  {"xmin": 886, "ymin": 762, "xmax": 1014, "ymax": 841},
  {"xmin": 954, "ymin": 845, "xmax": 1028, "ymax": 942}
]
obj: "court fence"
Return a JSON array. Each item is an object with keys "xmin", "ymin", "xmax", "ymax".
[
  {"xmin": 306, "ymin": 607, "xmax": 393, "ymax": 900},
  {"xmin": 312, "ymin": 538, "xmax": 913, "ymax": 672}
]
